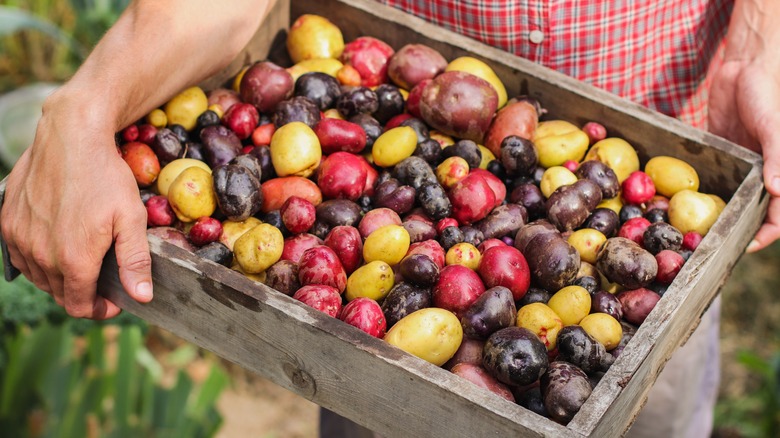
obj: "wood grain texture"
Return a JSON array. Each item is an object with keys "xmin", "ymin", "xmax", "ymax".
[
  {"xmin": 100, "ymin": 236, "xmax": 575, "ymax": 438},
  {"xmin": 0, "ymin": 0, "xmax": 768, "ymax": 436}
]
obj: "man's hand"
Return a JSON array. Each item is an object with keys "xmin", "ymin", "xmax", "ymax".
[
  {"xmin": 0, "ymin": 0, "xmax": 275, "ymax": 318},
  {"xmin": 708, "ymin": 0, "xmax": 780, "ymax": 253},
  {"xmin": 1, "ymin": 92, "xmax": 153, "ymax": 318}
]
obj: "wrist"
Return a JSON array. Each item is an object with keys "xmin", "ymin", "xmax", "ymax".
[{"xmin": 43, "ymin": 78, "xmax": 125, "ymax": 135}]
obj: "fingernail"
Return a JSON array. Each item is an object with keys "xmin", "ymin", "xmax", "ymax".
[
  {"xmin": 135, "ymin": 281, "xmax": 153, "ymax": 301},
  {"xmin": 746, "ymin": 240, "xmax": 760, "ymax": 253}
]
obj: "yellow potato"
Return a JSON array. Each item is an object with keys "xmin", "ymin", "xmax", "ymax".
[
  {"xmin": 231, "ymin": 259, "xmax": 267, "ymax": 283},
  {"xmin": 232, "ymin": 66, "xmax": 249, "ymax": 93},
  {"xmin": 576, "ymin": 261, "xmax": 599, "ymax": 279},
  {"xmin": 345, "ymin": 260, "xmax": 395, "ymax": 301},
  {"xmin": 478, "ymin": 145, "xmax": 496, "ymax": 169},
  {"xmin": 233, "ymin": 223, "xmax": 284, "ymax": 274},
  {"xmin": 293, "ymin": 58, "xmax": 344, "ymax": 77},
  {"xmin": 533, "ymin": 120, "xmax": 590, "ymax": 168},
  {"xmin": 568, "ymin": 228, "xmax": 607, "ymax": 265},
  {"xmin": 436, "ymin": 156, "xmax": 470, "ymax": 189},
  {"xmin": 583, "ymin": 138, "xmax": 639, "ymax": 183},
  {"xmin": 145, "ymin": 108, "xmax": 167, "ymax": 129},
  {"xmin": 547, "ymin": 286, "xmax": 591, "ymax": 326},
  {"xmin": 219, "ymin": 217, "xmax": 262, "ymax": 251},
  {"xmin": 429, "ymin": 130, "xmax": 455, "ymax": 148},
  {"xmin": 363, "ymin": 225, "xmax": 410, "ymax": 265},
  {"xmin": 287, "ymin": 14, "xmax": 344, "ymax": 63},
  {"xmin": 668, "ymin": 189, "xmax": 720, "ymax": 236},
  {"xmin": 516, "ymin": 303, "xmax": 563, "ymax": 351},
  {"xmin": 164, "ymin": 86, "xmax": 208, "ymax": 131},
  {"xmin": 445, "ymin": 242, "xmax": 481, "ymax": 270},
  {"xmin": 270, "ymin": 121, "xmax": 322, "ymax": 177},
  {"xmin": 644, "ymin": 156, "xmax": 700, "ymax": 197},
  {"xmin": 156, "ymin": 159, "xmax": 212, "ymax": 197},
  {"xmin": 708, "ymin": 193, "xmax": 727, "ymax": 214},
  {"xmin": 445, "ymin": 56, "xmax": 508, "ymax": 108},
  {"xmin": 579, "ymin": 313, "xmax": 623, "ymax": 350},
  {"xmin": 596, "ymin": 195, "xmax": 623, "ymax": 215},
  {"xmin": 384, "ymin": 308, "xmax": 463, "ymax": 366},
  {"xmin": 540, "ymin": 166, "xmax": 578, "ymax": 198},
  {"xmin": 372, "ymin": 126, "xmax": 417, "ymax": 167},
  {"xmin": 167, "ymin": 167, "xmax": 217, "ymax": 223}
]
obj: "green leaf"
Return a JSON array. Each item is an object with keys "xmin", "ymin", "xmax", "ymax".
[{"xmin": 0, "ymin": 6, "xmax": 87, "ymax": 59}]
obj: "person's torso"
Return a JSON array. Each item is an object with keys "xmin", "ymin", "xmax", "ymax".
[{"xmin": 375, "ymin": 0, "xmax": 734, "ymax": 127}]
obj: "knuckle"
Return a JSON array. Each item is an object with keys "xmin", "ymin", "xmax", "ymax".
[{"xmin": 120, "ymin": 251, "xmax": 152, "ymax": 273}]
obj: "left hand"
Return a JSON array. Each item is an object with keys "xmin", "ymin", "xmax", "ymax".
[{"xmin": 708, "ymin": 57, "xmax": 780, "ymax": 252}]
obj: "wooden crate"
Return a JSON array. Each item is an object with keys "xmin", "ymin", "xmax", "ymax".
[{"xmin": 1, "ymin": 0, "xmax": 769, "ymax": 436}]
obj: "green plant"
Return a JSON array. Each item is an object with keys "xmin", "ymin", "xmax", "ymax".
[
  {"xmin": 0, "ymin": 321, "xmax": 228, "ymax": 438},
  {"xmin": 0, "ymin": 0, "xmax": 128, "ymax": 93},
  {"xmin": 715, "ymin": 350, "xmax": 780, "ymax": 438}
]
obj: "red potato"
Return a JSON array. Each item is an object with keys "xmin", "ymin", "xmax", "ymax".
[
  {"xmin": 433, "ymin": 264, "xmax": 486, "ymax": 318},
  {"xmin": 222, "ymin": 102, "xmax": 259, "ymax": 140},
  {"xmin": 621, "ymin": 171, "xmax": 656, "ymax": 205},
  {"xmin": 618, "ymin": 217, "xmax": 652, "ymax": 246},
  {"xmin": 443, "ymin": 338, "xmax": 485, "ymax": 371},
  {"xmin": 448, "ymin": 173, "xmax": 496, "ymax": 225},
  {"xmin": 435, "ymin": 218, "xmax": 459, "ymax": 235},
  {"xmin": 470, "ymin": 168, "xmax": 506, "ymax": 207},
  {"xmin": 361, "ymin": 157, "xmax": 379, "ymax": 197},
  {"xmin": 298, "ymin": 245, "xmax": 348, "ymax": 293},
  {"xmin": 478, "ymin": 238, "xmax": 506, "ymax": 254},
  {"xmin": 207, "ymin": 87, "xmax": 241, "ymax": 113},
  {"xmin": 483, "ymin": 99, "xmax": 540, "ymax": 157},
  {"xmin": 582, "ymin": 121, "xmax": 607, "ymax": 144},
  {"xmin": 252, "ymin": 123, "xmax": 276, "ymax": 147},
  {"xmin": 404, "ymin": 208, "xmax": 434, "ymax": 226},
  {"xmin": 406, "ymin": 239, "xmax": 446, "ymax": 270},
  {"xmin": 239, "ymin": 61, "xmax": 294, "ymax": 113},
  {"xmin": 121, "ymin": 124, "xmax": 139, "ymax": 143},
  {"xmin": 121, "ymin": 141, "xmax": 160, "ymax": 187},
  {"xmin": 318, "ymin": 152, "xmax": 368, "ymax": 201},
  {"xmin": 384, "ymin": 113, "xmax": 413, "ymax": 130},
  {"xmin": 420, "ymin": 71, "xmax": 498, "ymax": 143},
  {"xmin": 339, "ymin": 297, "xmax": 387, "ymax": 338},
  {"xmin": 682, "ymin": 231, "xmax": 703, "ymax": 251},
  {"xmin": 280, "ymin": 196, "xmax": 317, "ymax": 234},
  {"xmin": 147, "ymin": 227, "xmax": 195, "ymax": 252},
  {"xmin": 358, "ymin": 208, "xmax": 402, "ymax": 239},
  {"xmin": 478, "ymin": 246, "xmax": 531, "ymax": 301},
  {"xmin": 374, "ymin": 179, "xmax": 416, "ymax": 215},
  {"xmin": 340, "ymin": 36, "xmax": 395, "ymax": 87},
  {"xmin": 293, "ymin": 284, "xmax": 342, "ymax": 318},
  {"xmin": 280, "ymin": 233, "xmax": 322, "ymax": 264},
  {"xmin": 451, "ymin": 363, "xmax": 516, "ymax": 403},
  {"xmin": 261, "ymin": 176, "xmax": 323, "ymax": 212},
  {"xmin": 405, "ymin": 79, "xmax": 430, "ymax": 119},
  {"xmin": 188, "ymin": 216, "xmax": 223, "ymax": 246},
  {"xmin": 387, "ymin": 43, "xmax": 448, "ymax": 90},
  {"xmin": 137, "ymin": 124, "xmax": 157, "ymax": 145},
  {"xmin": 655, "ymin": 249, "xmax": 685, "ymax": 284},
  {"xmin": 618, "ymin": 288, "xmax": 661, "ymax": 325},
  {"xmin": 402, "ymin": 220, "xmax": 437, "ymax": 243},
  {"xmin": 314, "ymin": 118, "xmax": 367, "ymax": 154},
  {"xmin": 645, "ymin": 195, "xmax": 670, "ymax": 213},
  {"xmin": 146, "ymin": 195, "xmax": 175, "ymax": 227},
  {"xmin": 324, "ymin": 225, "xmax": 363, "ymax": 275}
]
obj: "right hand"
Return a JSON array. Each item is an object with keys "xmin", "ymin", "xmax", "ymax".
[{"xmin": 0, "ymin": 89, "xmax": 154, "ymax": 319}]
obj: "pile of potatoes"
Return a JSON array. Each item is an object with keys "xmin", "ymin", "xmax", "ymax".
[{"xmin": 118, "ymin": 14, "xmax": 725, "ymax": 425}]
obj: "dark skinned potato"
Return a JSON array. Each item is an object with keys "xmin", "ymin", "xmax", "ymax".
[
  {"xmin": 596, "ymin": 237, "xmax": 658, "ymax": 289},
  {"xmin": 541, "ymin": 361, "xmax": 592, "ymax": 424},
  {"xmin": 523, "ymin": 233, "xmax": 580, "ymax": 292},
  {"xmin": 419, "ymin": 71, "xmax": 498, "ymax": 143}
]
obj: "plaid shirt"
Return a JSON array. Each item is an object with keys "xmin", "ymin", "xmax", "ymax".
[{"xmin": 376, "ymin": 0, "xmax": 734, "ymax": 128}]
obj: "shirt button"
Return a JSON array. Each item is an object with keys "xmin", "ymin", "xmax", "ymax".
[{"xmin": 529, "ymin": 30, "xmax": 544, "ymax": 44}]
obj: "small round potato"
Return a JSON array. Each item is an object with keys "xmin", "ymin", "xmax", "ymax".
[
  {"xmin": 363, "ymin": 225, "xmax": 411, "ymax": 265},
  {"xmin": 384, "ymin": 308, "xmax": 463, "ymax": 366},
  {"xmin": 668, "ymin": 189, "xmax": 720, "ymax": 236},
  {"xmin": 584, "ymin": 138, "xmax": 640, "ymax": 183},
  {"xmin": 345, "ymin": 260, "xmax": 395, "ymax": 301},
  {"xmin": 547, "ymin": 286, "xmax": 591, "ymax": 326},
  {"xmin": 233, "ymin": 223, "xmax": 285, "ymax": 274},
  {"xmin": 579, "ymin": 313, "xmax": 623, "ymax": 350},
  {"xmin": 644, "ymin": 156, "xmax": 700, "ymax": 197},
  {"xmin": 540, "ymin": 166, "xmax": 577, "ymax": 198},
  {"xmin": 516, "ymin": 303, "xmax": 564, "ymax": 351}
]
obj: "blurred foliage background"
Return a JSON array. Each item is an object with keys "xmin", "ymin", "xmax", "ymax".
[{"xmin": 1, "ymin": 0, "xmax": 779, "ymax": 437}]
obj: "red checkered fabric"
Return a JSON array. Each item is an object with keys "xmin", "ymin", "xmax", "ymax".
[{"xmin": 375, "ymin": 0, "xmax": 734, "ymax": 128}]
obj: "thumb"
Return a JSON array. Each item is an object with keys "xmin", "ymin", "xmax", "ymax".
[{"xmin": 114, "ymin": 205, "xmax": 154, "ymax": 303}]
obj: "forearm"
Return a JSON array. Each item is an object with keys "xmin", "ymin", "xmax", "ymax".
[
  {"xmin": 724, "ymin": 0, "xmax": 780, "ymax": 63},
  {"xmin": 47, "ymin": 0, "xmax": 274, "ymax": 132}
]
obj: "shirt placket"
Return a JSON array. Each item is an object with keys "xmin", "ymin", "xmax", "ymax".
[{"xmin": 525, "ymin": 0, "xmax": 550, "ymax": 64}]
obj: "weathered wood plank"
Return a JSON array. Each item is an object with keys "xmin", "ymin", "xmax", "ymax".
[
  {"xmin": 0, "ymin": 0, "xmax": 768, "ymax": 436},
  {"xmin": 100, "ymin": 236, "xmax": 576, "ymax": 438}
]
